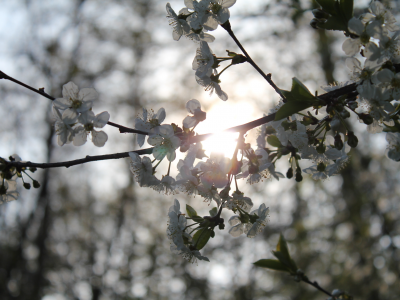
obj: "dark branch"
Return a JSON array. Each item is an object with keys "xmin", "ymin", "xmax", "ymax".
[
  {"xmin": 221, "ymin": 21, "xmax": 287, "ymax": 102},
  {"xmin": 5, "ymin": 148, "xmax": 153, "ymax": 169}
]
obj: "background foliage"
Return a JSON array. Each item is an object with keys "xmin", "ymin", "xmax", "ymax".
[{"xmin": 1, "ymin": 0, "xmax": 400, "ymax": 299}]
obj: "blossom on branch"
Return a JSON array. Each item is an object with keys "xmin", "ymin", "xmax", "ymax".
[{"xmin": 53, "ymin": 81, "xmax": 97, "ymax": 124}]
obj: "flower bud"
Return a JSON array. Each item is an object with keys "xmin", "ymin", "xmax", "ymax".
[
  {"xmin": 295, "ymin": 172, "xmax": 303, "ymax": 182},
  {"xmin": 310, "ymin": 19, "xmax": 319, "ymax": 29},
  {"xmin": 23, "ymin": 182, "xmax": 31, "ymax": 190},
  {"xmin": 33, "ymin": 180, "xmax": 41, "ymax": 189},
  {"xmin": 218, "ymin": 223, "xmax": 225, "ymax": 230},
  {"xmin": 286, "ymin": 167, "xmax": 293, "ymax": 179},
  {"xmin": 347, "ymin": 131, "xmax": 358, "ymax": 148},
  {"xmin": 359, "ymin": 113, "xmax": 374, "ymax": 125},
  {"xmin": 334, "ymin": 134, "xmax": 343, "ymax": 150}
]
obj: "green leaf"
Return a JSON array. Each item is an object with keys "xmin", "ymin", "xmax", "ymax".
[
  {"xmin": 186, "ymin": 204, "xmax": 197, "ymax": 218},
  {"xmin": 275, "ymin": 102, "xmax": 314, "ymax": 121},
  {"xmin": 272, "ymin": 251, "xmax": 297, "ymax": 273},
  {"xmin": 192, "ymin": 216, "xmax": 205, "ymax": 223},
  {"xmin": 267, "ymin": 135, "xmax": 282, "ymax": 148},
  {"xmin": 209, "ymin": 207, "xmax": 218, "ymax": 217},
  {"xmin": 275, "ymin": 78, "xmax": 319, "ymax": 121},
  {"xmin": 192, "ymin": 228, "xmax": 213, "ymax": 250},
  {"xmin": 340, "ymin": 0, "xmax": 353, "ymax": 23},
  {"xmin": 316, "ymin": 0, "xmax": 337, "ymax": 14},
  {"xmin": 253, "ymin": 259, "xmax": 290, "ymax": 272},
  {"xmin": 276, "ymin": 234, "xmax": 290, "ymax": 258},
  {"xmin": 317, "ymin": 16, "xmax": 348, "ymax": 31}
]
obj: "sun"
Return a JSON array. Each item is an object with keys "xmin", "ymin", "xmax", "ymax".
[{"xmin": 196, "ymin": 101, "xmax": 256, "ymax": 158}]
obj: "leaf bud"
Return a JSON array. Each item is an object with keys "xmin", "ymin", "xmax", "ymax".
[
  {"xmin": 334, "ymin": 134, "xmax": 343, "ymax": 150},
  {"xmin": 33, "ymin": 180, "xmax": 41, "ymax": 188},
  {"xmin": 218, "ymin": 223, "xmax": 225, "ymax": 230},
  {"xmin": 232, "ymin": 54, "xmax": 247, "ymax": 65},
  {"xmin": 29, "ymin": 167, "xmax": 37, "ymax": 173},
  {"xmin": 347, "ymin": 131, "xmax": 358, "ymax": 148},
  {"xmin": 23, "ymin": 182, "xmax": 31, "ymax": 190},
  {"xmin": 286, "ymin": 167, "xmax": 293, "ymax": 179},
  {"xmin": 359, "ymin": 113, "xmax": 374, "ymax": 125}
]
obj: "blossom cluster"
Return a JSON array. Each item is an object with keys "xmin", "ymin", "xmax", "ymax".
[
  {"xmin": 4, "ymin": 0, "xmax": 400, "ymax": 266},
  {"xmin": 53, "ymin": 82, "xmax": 110, "ymax": 147},
  {"xmin": 166, "ymin": 1, "xmax": 237, "ymax": 100},
  {"xmin": 342, "ymin": 2, "xmax": 400, "ymax": 160}
]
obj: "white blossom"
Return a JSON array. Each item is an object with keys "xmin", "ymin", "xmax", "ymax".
[
  {"xmin": 53, "ymin": 82, "xmax": 97, "ymax": 124},
  {"xmin": 147, "ymin": 124, "xmax": 181, "ymax": 161}
]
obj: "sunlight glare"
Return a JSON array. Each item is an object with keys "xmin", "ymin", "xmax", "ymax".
[{"xmin": 196, "ymin": 101, "xmax": 256, "ymax": 158}]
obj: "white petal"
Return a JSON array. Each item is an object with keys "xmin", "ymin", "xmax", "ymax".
[
  {"xmin": 62, "ymin": 82, "xmax": 79, "ymax": 99},
  {"xmin": 186, "ymin": 99, "xmax": 201, "ymax": 114},
  {"xmin": 92, "ymin": 130, "xmax": 108, "ymax": 147},
  {"xmin": 183, "ymin": 116, "xmax": 197, "ymax": 128},
  {"xmin": 229, "ymin": 224, "xmax": 244, "ymax": 237},
  {"xmin": 93, "ymin": 111, "xmax": 110, "ymax": 128},
  {"xmin": 73, "ymin": 127, "xmax": 87, "ymax": 146},
  {"xmin": 62, "ymin": 109, "xmax": 78, "ymax": 124},
  {"xmin": 78, "ymin": 88, "xmax": 98, "ymax": 101}
]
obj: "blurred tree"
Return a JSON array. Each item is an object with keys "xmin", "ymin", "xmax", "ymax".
[{"xmin": 1, "ymin": 1, "xmax": 400, "ymax": 300}]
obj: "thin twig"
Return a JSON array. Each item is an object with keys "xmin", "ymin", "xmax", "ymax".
[
  {"xmin": 0, "ymin": 70, "xmax": 143, "ymax": 134},
  {"xmin": 221, "ymin": 21, "xmax": 287, "ymax": 102},
  {"xmin": 4, "ymin": 148, "xmax": 153, "ymax": 169},
  {"xmin": 301, "ymin": 277, "xmax": 332, "ymax": 297}
]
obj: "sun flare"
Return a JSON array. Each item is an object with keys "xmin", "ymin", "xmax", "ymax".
[{"xmin": 196, "ymin": 101, "xmax": 256, "ymax": 158}]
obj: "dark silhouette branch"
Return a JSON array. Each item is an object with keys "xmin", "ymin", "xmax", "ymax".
[{"xmin": 5, "ymin": 148, "xmax": 153, "ymax": 169}]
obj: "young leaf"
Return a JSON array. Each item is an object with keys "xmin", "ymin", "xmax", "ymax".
[
  {"xmin": 275, "ymin": 102, "xmax": 315, "ymax": 121},
  {"xmin": 316, "ymin": 0, "xmax": 336, "ymax": 14},
  {"xmin": 276, "ymin": 234, "xmax": 290, "ymax": 258},
  {"xmin": 253, "ymin": 259, "xmax": 290, "ymax": 272},
  {"xmin": 192, "ymin": 216, "xmax": 205, "ymax": 223},
  {"xmin": 186, "ymin": 204, "xmax": 198, "ymax": 218},
  {"xmin": 340, "ymin": 0, "xmax": 353, "ymax": 22},
  {"xmin": 209, "ymin": 207, "xmax": 218, "ymax": 217},
  {"xmin": 275, "ymin": 78, "xmax": 319, "ymax": 120},
  {"xmin": 267, "ymin": 135, "xmax": 282, "ymax": 148},
  {"xmin": 272, "ymin": 251, "xmax": 297, "ymax": 273},
  {"xmin": 192, "ymin": 228, "xmax": 213, "ymax": 250}
]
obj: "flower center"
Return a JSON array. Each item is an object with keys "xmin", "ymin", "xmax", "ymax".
[{"xmin": 71, "ymin": 98, "xmax": 83, "ymax": 109}]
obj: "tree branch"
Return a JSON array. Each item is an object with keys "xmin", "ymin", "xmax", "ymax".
[
  {"xmin": 301, "ymin": 277, "xmax": 332, "ymax": 297},
  {"xmin": 4, "ymin": 148, "xmax": 153, "ymax": 169},
  {"xmin": 0, "ymin": 70, "xmax": 144, "ymax": 134},
  {"xmin": 221, "ymin": 21, "xmax": 287, "ymax": 102}
]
